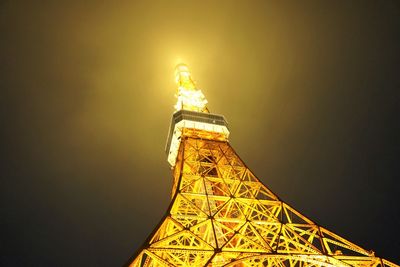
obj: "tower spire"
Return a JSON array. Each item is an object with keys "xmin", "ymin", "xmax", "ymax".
[{"xmin": 174, "ymin": 64, "xmax": 208, "ymax": 113}]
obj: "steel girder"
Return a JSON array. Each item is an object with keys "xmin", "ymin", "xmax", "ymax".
[{"xmin": 127, "ymin": 134, "xmax": 398, "ymax": 267}]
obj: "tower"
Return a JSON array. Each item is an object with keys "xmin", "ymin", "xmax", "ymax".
[{"xmin": 125, "ymin": 64, "xmax": 399, "ymax": 267}]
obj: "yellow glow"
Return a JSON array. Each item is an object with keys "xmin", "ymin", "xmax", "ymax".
[{"xmin": 174, "ymin": 63, "xmax": 208, "ymax": 112}]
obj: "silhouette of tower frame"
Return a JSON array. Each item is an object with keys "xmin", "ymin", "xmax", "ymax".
[{"xmin": 125, "ymin": 65, "xmax": 399, "ymax": 267}]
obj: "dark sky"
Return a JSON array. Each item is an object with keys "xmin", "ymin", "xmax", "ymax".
[{"xmin": 1, "ymin": 1, "xmax": 400, "ymax": 266}]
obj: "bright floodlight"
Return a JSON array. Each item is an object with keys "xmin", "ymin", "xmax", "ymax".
[{"xmin": 174, "ymin": 64, "xmax": 208, "ymax": 113}]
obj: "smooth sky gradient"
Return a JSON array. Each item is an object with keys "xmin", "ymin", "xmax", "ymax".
[{"xmin": 1, "ymin": 1, "xmax": 399, "ymax": 266}]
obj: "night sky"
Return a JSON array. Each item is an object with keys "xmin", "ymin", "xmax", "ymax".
[{"xmin": 1, "ymin": 1, "xmax": 400, "ymax": 266}]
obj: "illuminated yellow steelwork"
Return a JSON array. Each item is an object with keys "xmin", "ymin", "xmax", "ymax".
[{"xmin": 125, "ymin": 65, "xmax": 399, "ymax": 267}]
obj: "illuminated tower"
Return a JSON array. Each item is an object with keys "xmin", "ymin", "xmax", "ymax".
[{"xmin": 125, "ymin": 64, "xmax": 399, "ymax": 267}]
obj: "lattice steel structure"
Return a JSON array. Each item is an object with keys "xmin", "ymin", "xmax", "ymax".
[{"xmin": 125, "ymin": 65, "xmax": 399, "ymax": 267}]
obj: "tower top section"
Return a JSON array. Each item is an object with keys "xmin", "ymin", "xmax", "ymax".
[
  {"xmin": 174, "ymin": 64, "xmax": 208, "ymax": 113},
  {"xmin": 166, "ymin": 64, "xmax": 229, "ymax": 166}
]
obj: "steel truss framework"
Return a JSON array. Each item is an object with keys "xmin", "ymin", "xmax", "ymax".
[{"xmin": 127, "ymin": 130, "xmax": 399, "ymax": 267}]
